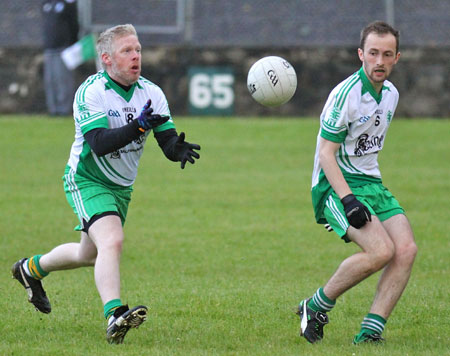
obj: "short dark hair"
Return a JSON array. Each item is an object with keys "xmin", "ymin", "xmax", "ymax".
[{"xmin": 360, "ymin": 21, "xmax": 400, "ymax": 53}]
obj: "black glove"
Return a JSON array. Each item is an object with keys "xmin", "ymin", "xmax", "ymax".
[
  {"xmin": 173, "ymin": 132, "xmax": 201, "ymax": 169},
  {"xmin": 136, "ymin": 99, "xmax": 170, "ymax": 131},
  {"xmin": 341, "ymin": 194, "xmax": 371, "ymax": 229}
]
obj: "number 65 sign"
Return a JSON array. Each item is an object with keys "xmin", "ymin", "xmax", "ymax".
[{"xmin": 188, "ymin": 67, "xmax": 235, "ymax": 115}]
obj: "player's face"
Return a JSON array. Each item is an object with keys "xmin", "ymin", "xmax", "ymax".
[
  {"xmin": 358, "ymin": 32, "xmax": 400, "ymax": 91},
  {"xmin": 107, "ymin": 34, "xmax": 142, "ymax": 86}
]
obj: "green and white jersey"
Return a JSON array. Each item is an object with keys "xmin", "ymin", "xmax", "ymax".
[
  {"xmin": 67, "ymin": 70, "xmax": 175, "ymax": 187},
  {"xmin": 311, "ymin": 67, "xmax": 399, "ymax": 223}
]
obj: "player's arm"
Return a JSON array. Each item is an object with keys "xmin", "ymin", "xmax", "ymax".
[
  {"xmin": 84, "ymin": 120, "xmax": 142, "ymax": 156},
  {"xmin": 319, "ymin": 137, "xmax": 371, "ymax": 229},
  {"xmin": 154, "ymin": 129, "xmax": 200, "ymax": 169},
  {"xmin": 84, "ymin": 99, "xmax": 169, "ymax": 156},
  {"xmin": 318, "ymin": 137, "xmax": 352, "ymax": 199}
]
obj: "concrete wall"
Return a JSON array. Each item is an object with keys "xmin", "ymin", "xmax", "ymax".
[{"xmin": 1, "ymin": 47, "xmax": 449, "ymax": 117}]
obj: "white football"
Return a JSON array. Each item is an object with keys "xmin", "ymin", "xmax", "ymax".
[{"xmin": 247, "ymin": 56, "xmax": 297, "ymax": 107}]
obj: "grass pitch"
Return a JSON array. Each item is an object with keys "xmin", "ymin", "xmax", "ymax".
[{"xmin": 0, "ymin": 116, "xmax": 449, "ymax": 356}]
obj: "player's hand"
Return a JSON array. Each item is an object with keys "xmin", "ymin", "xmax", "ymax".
[
  {"xmin": 174, "ymin": 132, "xmax": 201, "ymax": 169},
  {"xmin": 136, "ymin": 99, "xmax": 170, "ymax": 131},
  {"xmin": 341, "ymin": 194, "xmax": 371, "ymax": 229}
]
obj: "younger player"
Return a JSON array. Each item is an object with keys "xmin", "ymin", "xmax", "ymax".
[
  {"xmin": 298, "ymin": 21, "xmax": 417, "ymax": 344},
  {"xmin": 12, "ymin": 24, "xmax": 200, "ymax": 344}
]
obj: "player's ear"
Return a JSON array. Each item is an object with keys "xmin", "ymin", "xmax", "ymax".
[
  {"xmin": 102, "ymin": 52, "xmax": 112, "ymax": 67},
  {"xmin": 394, "ymin": 51, "xmax": 401, "ymax": 64},
  {"xmin": 357, "ymin": 48, "xmax": 364, "ymax": 62}
]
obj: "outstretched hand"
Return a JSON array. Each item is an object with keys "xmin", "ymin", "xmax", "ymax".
[
  {"xmin": 136, "ymin": 99, "xmax": 170, "ymax": 131},
  {"xmin": 174, "ymin": 132, "xmax": 201, "ymax": 169}
]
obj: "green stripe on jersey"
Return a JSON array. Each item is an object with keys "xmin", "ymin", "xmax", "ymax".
[
  {"xmin": 320, "ymin": 128, "xmax": 347, "ymax": 143},
  {"xmin": 339, "ymin": 143, "xmax": 362, "ymax": 174},
  {"xmin": 76, "ymin": 72, "xmax": 103, "ymax": 105},
  {"xmin": 97, "ymin": 156, "xmax": 134, "ymax": 183},
  {"xmin": 336, "ymin": 72, "xmax": 360, "ymax": 109}
]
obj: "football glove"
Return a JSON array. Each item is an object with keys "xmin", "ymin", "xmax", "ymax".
[
  {"xmin": 173, "ymin": 132, "xmax": 201, "ymax": 169},
  {"xmin": 341, "ymin": 194, "xmax": 371, "ymax": 229},
  {"xmin": 136, "ymin": 99, "xmax": 170, "ymax": 131}
]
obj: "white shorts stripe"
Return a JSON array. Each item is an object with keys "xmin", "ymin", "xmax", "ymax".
[
  {"xmin": 65, "ymin": 169, "xmax": 89, "ymax": 222},
  {"xmin": 326, "ymin": 196, "xmax": 348, "ymax": 230}
]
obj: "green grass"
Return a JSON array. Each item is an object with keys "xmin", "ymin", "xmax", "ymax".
[{"xmin": 0, "ymin": 116, "xmax": 449, "ymax": 356}]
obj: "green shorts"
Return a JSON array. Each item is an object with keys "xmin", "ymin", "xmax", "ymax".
[
  {"xmin": 323, "ymin": 182, "xmax": 404, "ymax": 242},
  {"xmin": 63, "ymin": 168, "xmax": 133, "ymax": 231}
]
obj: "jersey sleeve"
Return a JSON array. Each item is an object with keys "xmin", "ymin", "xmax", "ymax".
[
  {"xmin": 320, "ymin": 92, "xmax": 351, "ymax": 143},
  {"xmin": 73, "ymin": 85, "xmax": 109, "ymax": 135},
  {"xmin": 319, "ymin": 74, "xmax": 360, "ymax": 143}
]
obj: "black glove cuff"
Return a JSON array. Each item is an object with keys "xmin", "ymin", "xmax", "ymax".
[{"xmin": 341, "ymin": 194, "xmax": 356, "ymax": 206}]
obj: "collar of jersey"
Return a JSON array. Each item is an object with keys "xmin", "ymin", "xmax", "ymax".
[
  {"xmin": 358, "ymin": 67, "xmax": 389, "ymax": 105},
  {"xmin": 103, "ymin": 71, "xmax": 143, "ymax": 102}
]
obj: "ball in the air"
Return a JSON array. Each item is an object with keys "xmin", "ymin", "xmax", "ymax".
[{"xmin": 247, "ymin": 56, "xmax": 297, "ymax": 107}]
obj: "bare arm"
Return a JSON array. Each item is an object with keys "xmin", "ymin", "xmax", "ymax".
[
  {"xmin": 318, "ymin": 137, "xmax": 352, "ymax": 199},
  {"xmin": 319, "ymin": 137, "xmax": 372, "ymax": 228}
]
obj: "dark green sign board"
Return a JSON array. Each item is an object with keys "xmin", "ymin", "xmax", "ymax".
[{"xmin": 188, "ymin": 67, "xmax": 234, "ymax": 115}]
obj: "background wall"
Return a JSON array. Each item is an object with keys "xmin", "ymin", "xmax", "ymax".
[{"xmin": 1, "ymin": 0, "xmax": 449, "ymax": 117}]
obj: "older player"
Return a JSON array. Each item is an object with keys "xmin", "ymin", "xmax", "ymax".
[
  {"xmin": 297, "ymin": 21, "xmax": 417, "ymax": 344},
  {"xmin": 12, "ymin": 24, "xmax": 200, "ymax": 344}
]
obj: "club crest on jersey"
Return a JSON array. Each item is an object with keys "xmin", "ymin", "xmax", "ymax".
[
  {"xmin": 108, "ymin": 109, "xmax": 120, "ymax": 118},
  {"xmin": 387, "ymin": 111, "xmax": 393, "ymax": 123},
  {"xmin": 77, "ymin": 103, "xmax": 88, "ymax": 114},
  {"xmin": 326, "ymin": 107, "xmax": 341, "ymax": 126},
  {"xmin": 354, "ymin": 133, "xmax": 384, "ymax": 156}
]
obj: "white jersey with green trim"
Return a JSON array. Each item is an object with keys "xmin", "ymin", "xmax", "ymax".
[
  {"xmin": 67, "ymin": 70, "xmax": 176, "ymax": 187},
  {"xmin": 310, "ymin": 67, "xmax": 399, "ymax": 223}
]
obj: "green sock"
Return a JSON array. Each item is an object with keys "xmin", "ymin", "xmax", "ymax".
[
  {"xmin": 307, "ymin": 287, "xmax": 336, "ymax": 313},
  {"xmin": 360, "ymin": 313, "xmax": 387, "ymax": 335},
  {"xmin": 104, "ymin": 299, "xmax": 123, "ymax": 320},
  {"xmin": 25, "ymin": 255, "xmax": 49, "ymax": 280}
]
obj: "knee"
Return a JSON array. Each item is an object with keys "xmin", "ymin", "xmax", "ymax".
[
  {"xmin": 370, "ymin": 240, "xmax": 395, "ymax": 272},
  {"xmin": 101, "ymin": 235, "xmax": 124, "ymax": 254},
  {"xmin": 395, "ymin": 241, "xmax": 418, "ymax": 266}
]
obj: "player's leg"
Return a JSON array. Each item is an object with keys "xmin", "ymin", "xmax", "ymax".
[
  {"xmin": 11, "ymin": 232, "xmax": 97, "ymax": 313},
  {"xmin": 87, "ymin": 214, "xmax": 148, "ymax": 344},
  {"xmin": 298, "ymin": 194, "xmax": 395, "ymax": 343},
  {"xmin": 86, "ymin": 214, "xmax": 124, "ymax": 304},
  {"xmin": 299, "ymin": 217, "xmax": 394, "ymax": 343},
  {"xmin": 371, "ymin": 214, "xmax": 417, "ymax": 318},
  {"xmin": 323, "ymin": 216, "xmax": 395, "ymax": 300},
  {"xmin": 39, "ymin": 231, "xmax": 97, "ymax": 271},
  {"xmin": 353, "ymin": 214, "xmax": 417, "ymax": 343}
]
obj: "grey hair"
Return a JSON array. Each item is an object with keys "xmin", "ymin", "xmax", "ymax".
[{"xmin": 96, "ymin": 24, "xmax": 138, "ymax": 69}]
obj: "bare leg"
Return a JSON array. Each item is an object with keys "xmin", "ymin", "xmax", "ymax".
[
  {"xmin": 369, "ymin": 214, "xmax": 417, "ymax": 319},
  {"xmin": 40, "ymin": 215, "xmax": 124, "ymax": 304},
  {"xmin": 323, "ymin": 216, "xmax": 395, "ymax": 300},
  {"xmin": 39, "ymin": 231, "xmax": 97, "ymax": 271},
  {"xmin": 87, "ymin": 215, "xmax": 124, "ymax": 304}
]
